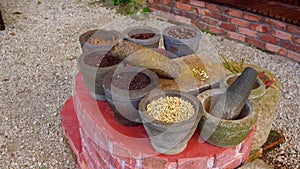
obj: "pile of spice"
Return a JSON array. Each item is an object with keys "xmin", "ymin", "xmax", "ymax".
[
  {"xmin": 83, "ymin": 52, "xmax": 122, "ymax": 67},
  {"xmin": 110, "ymin": 40, "xmax": 144, "ymax": 59},
  {"xmin": 146, "ymin": 96, "xmax": 194, "ymax": 123},
  {"xmin": 192, "ymin": 68, "xmax": 209, "ymax": 80},
  {"xmin": 130, "ymin": 33, "xmax": 155, "ymax": 39},
  {"xmin": 112, "ymin": 72, "xmax": 150, "ymax": 90},
  {"xmin": 88, "ymin": 35, "xmax": 116, "ymax": 45},
  {"xmin": 168, "ymin": 28, "xmax": 196, "ymax": 39}
]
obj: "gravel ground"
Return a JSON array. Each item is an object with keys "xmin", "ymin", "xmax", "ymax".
[{"xmin": 0, "ymin": 0, "xmax": 299, "ymax": 168}]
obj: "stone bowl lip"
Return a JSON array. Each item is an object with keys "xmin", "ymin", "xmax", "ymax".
[
  {"xmin": 220, "ymin": 73, "xmax": 266, "ymax": 100},
  {"xmin": 197, "ymin": 88, "xmax": 257, "ymax": 123},
  {"xmin": 79, "ymin": 29, "xmax": 124, "ymax": 45},
  {"xmin": 162, "ymin": 25, "xmax": 202, "ymax": 42},
  {"xmin": 139, "ymin": 90, "xmax": 202, "ymax": 128},
  {"xmin": 78, "ymin": 50, "xmax": 123, "ymax": 72},
  {"xmin": 102, "ymin": 66, "xmax": 159, "ymax": 100},
  {"xmin": 123, "ymin": 26, "xmax": 161, "ymax": 44}
]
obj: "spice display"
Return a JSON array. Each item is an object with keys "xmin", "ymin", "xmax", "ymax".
[
  {"xmin": 192, "ymin": 68, "xmax": 209, "ymax": 80},
  {"xmin": 110, "ymin": 40, "xmax": 144, "ymax": 59},
  {"xmin": 83, "ymin": 52, "xmax": 122, "ymax": 67},
  {"xmin": 168, "ymin": 28, "xmax": 196, "ymax": 39},
  {"xmin": 88, "ymin": 35, "xmax": 116, "ymax": 45},
  {"xmin": 112, "ymin": 72, "xmax": 150, "ymax": 90},
  {"xmin": 146, "ymin": 96, "xmax": 194, "ymax": 123},
  {"xmin": 130, "ymin": 33, "xmax": 155, "ymax": 39},
  {"xmin": 257, "ymin": 71, "xmax": 277, "ymax": 89}
]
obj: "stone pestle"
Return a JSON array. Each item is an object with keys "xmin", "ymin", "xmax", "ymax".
[{"xmin": 210, "ymin": 67, "xmax": 257, "ymax": 120}]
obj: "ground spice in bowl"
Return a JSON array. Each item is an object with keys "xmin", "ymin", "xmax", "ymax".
[
  {"xmin": 146, "ymin": 96, "xmax": 194, "ymax": 123},
  {"xmin": 83, "ymin": 52, "xmax": 122, "ymax": 67},
  {"xmin": 112, "ymin": 72, "xmax": 150, "ymax": 90}
]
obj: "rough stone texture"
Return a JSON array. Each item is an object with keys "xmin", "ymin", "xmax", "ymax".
[
  {"xmin": 247, "ymin": 65, "xmax": 281, "ymax": 151},
  {"xmin": 197, "ymin": 89, "xmax": 258, "ymax": 148},
  {"xmin": 158, "ymin": 53, "xmax": 225, "ymax": 95},
  {"xmin": 209, "ymin": 67, "xmax": 257, "ymax": 120},
  {"xmin": 125, "ymin": 48, "xmax": 181, "ymax": 78}
]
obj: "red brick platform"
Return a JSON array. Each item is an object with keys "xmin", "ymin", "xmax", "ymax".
[{"xmin": 60, "ymin": 72, "xmax": 256, "ymax": 169}]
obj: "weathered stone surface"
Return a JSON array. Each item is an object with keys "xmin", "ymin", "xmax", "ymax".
[
  {"xmin": 197, "ymin": 89, "xmax": 258, "ymax": 148},
  {"xmin": 246, "ymin": 65, "xmax": 280, "ymax": 151},
  {"xmin": 158, "ymin": 54, "xmax": 226, "ymax": 95},
  {"xmin": 210, "ymin": 67, "xmax": 257, "ymax": 120},
  {"xmin": 125, "ymin": 48, "xmax": 181, "ymax": 78},
  {"xmin": 240, "ymin": 159, "xmax": 274, "ymax": 169}
]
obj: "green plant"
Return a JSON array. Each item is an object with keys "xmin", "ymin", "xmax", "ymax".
[
  {"xmin": 220, "ymin": 54, "xmax": 245, "ymax": 74},
  {"xmin": 112, "ymin": 0, "xmax": 131, "ymax": 5}
]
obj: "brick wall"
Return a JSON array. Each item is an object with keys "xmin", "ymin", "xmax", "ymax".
[{"xmin": 148, "ymin": 0, "xmax": 300, "ymax": 62}]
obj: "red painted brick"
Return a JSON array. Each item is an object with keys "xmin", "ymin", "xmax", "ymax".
[
  {"xmin": 192, "ymin": 20, "xmax": 209, "ymax": 30},
  {"xmin": 82, "ymin": 146, "xmax": 98, "ymax": 169},
  {"xmin": 175, "ymin": 15, "xmax": 191, "ymax": 24},
  {"xmin": 167, "ymin": 162, "xmax": 178, "ymax": 169},
  {"xmin": 287, "ymin": 25, "xmax": 300, "ymax": 35},
  {"xmin": 294, "ymin": 36, "xmax": 300, "ymax": 45},
  {"xmin": 208, "ymin": 25, "xmax": 226, "ymax": 35},
  {"xmin": 176, "ymin": 2, "xmax": 192, "ymax": 10},
  {"xmin": 201, "ymin": 16, "xmax": 218, "ymax": 25},
  {"xmin": 241, "ymin": 127, "xmax": 255, "ymax": 154},
  {"xmin": 113, "ymin": 143, "xmax": 132, "ymax": 165},
  {"xmin": 206, "ymin": 3, "xmax": 222, "ymax": 13},
  {"xmin": 271, "ymin": 29, "xmax": 293, "ymax": 41},
  {"xmin": 193, "ymin": 7, "xmax": 207, "ymax": 15},
  {"xmin": 246, "ymin": 37, "xmax": 265, "ymax": 49},
  {"xmin": 190, "ymin": 0, "xmax": 205, "ymax": 7},
  {"xmin": 281, "ymin": 40, "xmax": 300, "ymax": 53},
  {"xmin": 184, "ymin": 11, "xmax": 201, "ymax": 21},
  {"xmin": 230, "ymin": 18, "xmax": 248, "ymax": 27},
  {"xmin": 287, "ymin": 50, "xmax": 300, "ymax": 62},
  {"xmin": 241, "ymin": 128, "xmax": 255, "ymax": 162},
  {"xmin": 265, "ymin": 18, "xmax": 286, "ymax": 30},
  {"xmin": 170, "ymin": 8, "xmax": 184, "ymax": 16},
  {"xmin": 223, "ymin": 157, "xmax": 243, "ymax": 169},
  {"xmin": 244, "ymin": 13, "xmax": 262, "ymax": 22},
  {"xmin": 159, "ymin": 5, "xmax": 170, "ymax": 12},
  {"xmin": 224, "ymin": 8, "xmax": 243, "ymax": 18},
  {"xmin": 209, "ymin": 12, "xmax": 228, "ymax": 22},
  {"xmin": 148, "ymin": 3, "xmax": 161, "ymax": 11},
  {"xmin": 89, "ymin": 140, "xmax": 108, "ymax": 168},
  {"xmin": 239, "ymin": 27, "xmax": 258, "ymax": 38},
  {"xmin": 178, "ymin": 157, "xmax": 209, "ymax": 169},
  {"xmin": 260, "ymin": 34, "xmax": 280, "ymax": 45},
  {"xmin": 97, "ymin": 145, "xmax": 115, "ymax": 166},
  {"xmin": 177, "ymin": 0, "xmax": 188, "ymax": 3},
  {"xmin": 214, "ymin": 148, "xmax": 236, "ymax": 167},
  {"xmin": 162, "ymin": 0, "xmax": 174, "ymax": 6},
  {"xmin": 143, "ymin": 157, "xmax": 168, "ymax": 169},
  {"xmin": 221, "ymin": 22, "xmax": 236, "ymax": 31},
  {"xmin": 265, "ymin": 43, "xmax": 287, "ymax": 55},
  {"xmin": 250, "ymin": 24, "xmax": 270, "ymax": 33},
  {"xmin": 227, "ymin": 31, "xmax": 245, "ymax": 41}
]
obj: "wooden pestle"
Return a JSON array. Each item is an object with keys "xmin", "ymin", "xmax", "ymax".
[{"xmin": 210, "ymin": 67, "xmax": 257, "ymax": 120}]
